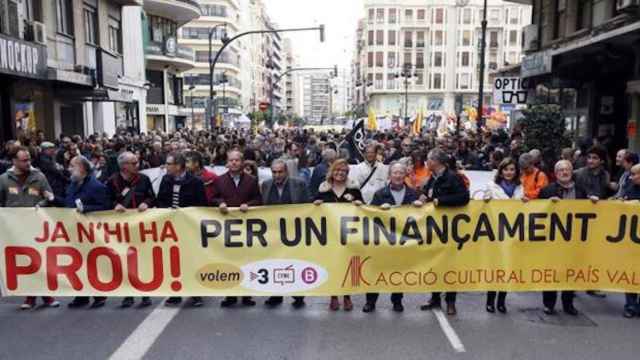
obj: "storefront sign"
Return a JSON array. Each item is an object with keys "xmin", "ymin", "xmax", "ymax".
[
  {"xmin": 0, "ymin": 33, "xmax": 47, "ymax": 79},
  {"xmin": 146, "ymin": 105, "xmax": 163, "ymax": 115},
  {"xmin": 521, "ymin": 51, "xmax": 552, "ymax": 79},
  {"xmin": 493, "ymin": 77, "xmax": 529, "ymax": 105}
]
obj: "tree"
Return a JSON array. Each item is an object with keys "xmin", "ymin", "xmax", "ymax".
[{"xmin": 520, "ymin": 104, "xmax": 571, "ymax": 167}]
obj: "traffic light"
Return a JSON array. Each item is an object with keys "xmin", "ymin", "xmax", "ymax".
[
  {"xmin": 319, "ymin": 24, "xmax": 325, "ymax": 43},
  {"xmin": 333, "ymin": 65, "xmax": 338, "ymax": 77}
]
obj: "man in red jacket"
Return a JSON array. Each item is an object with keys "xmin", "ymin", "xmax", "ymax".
[
  {"xmin": 186, "ymin": 151, "xmax": 218, "ymax": 205},
  {"xmin": 212, "ymin": 150, "xmax": 262, "ymax": 308}
]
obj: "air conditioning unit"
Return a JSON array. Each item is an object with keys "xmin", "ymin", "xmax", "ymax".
[
  {"xmin": 23, "ymin": 21, "xmax": 46, "ymax": 45},
  {"xmin": 523, "ymin": 24, "xmax": 539, "ymax": 52},
  {"xmin": 32, "ymin": 21, "xmax": 46, "ymax": 45},
  {"xmin": 617, "ymin": 0, "xmax": 639, "ymax": 11}
]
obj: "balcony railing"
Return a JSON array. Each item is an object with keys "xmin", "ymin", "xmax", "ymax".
[{"xmin": 146, "ymin": 42, "xmax": 195, "ymax": 62}]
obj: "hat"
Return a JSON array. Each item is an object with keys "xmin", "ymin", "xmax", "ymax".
[{"xmin": 40, "ymin": 142, "xmax": 55, "ymax": 150}]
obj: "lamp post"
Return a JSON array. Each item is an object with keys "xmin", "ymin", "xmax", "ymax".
[
  {"xmin": 211, "ymin": 25, "xmax": 325, "ymax": 128},
  {"xmin": 189, "ymin": 84, "xmax": 196, "ymax": 128},
  {"xmin": 208, "ymin": 23, "xmax": 228, "ymax": 130},
  {"xmin": 355, "ymin": 73, "xmax": 372, "ymax": 118},
  {"xmin": 396, "ymin": 63, "xmax": 417, "ymax": 124},
  {"xmin": 477, "ymin": 0, "xmax": 488, "ymax": 131}
]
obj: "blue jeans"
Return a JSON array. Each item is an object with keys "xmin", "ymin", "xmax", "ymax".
[{"xmin": 625, "ymin": 293, "xmax": 640, "ymax": 313}]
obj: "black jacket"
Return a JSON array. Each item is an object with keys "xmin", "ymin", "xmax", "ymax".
[
  {"xmin": 157, "ymin": 172, "xmax": 207, "ymax": 208},
  {"xmin": 421, "ymin": 169, "xmax": 470, "ymax": 207},
  {"xmin": 371, "ymin": 185, "xmax": 419, "ymax": 206},
  {"xmin": 35, "ymin": 153, "xmax": 69, "ymax": 199},
  {"xmin": 106, "ymin": 172, "xmax": 156, "ymax": 209},
  {"xmin": 538, "ymin": 182, "xmax": 588, "ymax": 200}
]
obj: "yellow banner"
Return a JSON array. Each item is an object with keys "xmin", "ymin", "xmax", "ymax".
[{"xmin": 1, "ymin": 201, "xmax": 640, "ymax": 297}]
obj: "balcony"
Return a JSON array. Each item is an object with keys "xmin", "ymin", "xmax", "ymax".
[
  {"xmin": 110, "ymin": 0, "xmax": 143, "ymax": 5},
  {"xmin": 144, "ymin": 0, "xmax": 201, "ymax": 26},
  {"xmin": 145, "ymin": 42, "xmax": 195, "ymax": 71}
]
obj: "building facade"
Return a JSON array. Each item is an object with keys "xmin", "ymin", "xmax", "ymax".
[
  {"xmin": 302, "ymin": 73, "xmax": 331, "ymax": 123},
  {"xmin": 351, "ymin": 0, "xmax": 531, "ymax": 120},
  {"xmin": 513, "ymin": 0, "xmax": 640, "ymax": 151},
  {"xmin": 0, "ymin": 0, "xmax": 144, "ymax": 141},
  {"xmin": 143, "ymin": 0, "xmax": 200, "ymax": 132},
  {"xmin": 179, "ymin": 0, "xmax": 242, "ymax": 128}
]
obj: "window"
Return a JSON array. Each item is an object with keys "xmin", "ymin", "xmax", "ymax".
[
  {"xmin": 368, "ymin": 8, "xmax": 375, "ymax": 23},
  {"xmin": 367, "ymin": 52, "xmax": 374, "ymax": 67},
  {"xmin": 389, "ymin": 8, "xmax": 397, "ymax": 23},
  {"xmin": 461, "ymin": 30, "xmax": 472, "ymax": 46},
  {"xmin": 387, "ymin": 52, "xmax": 396, "ymax": 68},
  {"xmin": 376, "ymin": 8, "xmax": 384, "ymax": 23},
  {"xmin": 433, "ymin": 8, "xmax": 444, "ymax": 24},
  {"xmin": 510, "ymin": 7, "xmax": 519, "ymax": 24},
  {"xmin": 432, "ymin": 73, "xmax": 443, "ymax": 89},
  {"xmin": 56, "ymin": 0, "xmax": 73, "ymax": 36},
  {"xmin": 554, "ymin": 0, "xmax": 566, "ymax": 39},
  {"xmin": 368, "ymin": 30, "xmax": 374, "ymax": 46},
  {"xmin": 404, "ymin": 51, "xmax": 412, "ymax": 67},
  {"xmin": 417, "ymin": 31, "xmax": 425, "ymax": 47},
  {"xmin": 489, "ymin": 31, "xmax": 498, "ymax": 47},
  {"xmin": 108, "ymin": 17, "xmax": 122, "ymax": 54},
  {"xmin": 387, "ymin": 74, "xmax": 396, "ymax": 89},
  {"xmin": 416, "ymin": 72, "xmax": 424, "ymax": 86},
  {"xmin": 388, "ymin": 30, "xmax": 396, "ymax": 45},
  {"xmin": 405, "ymin": 9, "xmax": 413, "ymax": 22},
  {"xmin": 418, "ymin": 9, "xmax": 426, "ymax": 21},
  {"xmin": 202, "ymin": 4, "xmax": 228, "ymax": 17},
  {"xmin": 462, "ymin": 8, "xmax": 472, "ymax": 24},
  {"xmin": 433, "ymin": 52, "xmax": 443, "ymax": 67},
  {"xmin": 489, "ymin": 9, "xmax": 500, "ymax": 23},
  {"xmin": 404, "ymin": 31, "xmax": 413, "ymax": 47},
  {"xmin": 433, "ymin": 30, "xmax": 444, "ymax": 46},
  {"xmin": 457, "ymin": 73, "xmax": 470, "ymax": 89},
  {"xmin": 376, "ymin": 52, "xmax": 383, "ymax": 67},
  {"xmin": 416, "ymin": 52, "xmax": 424, "ymax": 68},
  {"xmin": 509, "ymin": 30, "xmax": 518, "ymax": 46},
  {"xmin": 461, "ymin": 51, "xmax": 470, "ymax": 66},
  {"xmin": 376, "ymin": 30, "xmax": 384, "ymax": 45},
  {"xmin": 83, "ymin": 6, "xmax": 97, "ymax": 45},
  {"xmin": 375, "ymin": 73, "xmax": 383, "ymax": 89},
  {"xmin": 576, "ymin": 0, "xmax": 592, "ymax": 31}
]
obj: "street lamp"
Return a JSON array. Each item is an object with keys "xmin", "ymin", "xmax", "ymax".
[
  {"xmin": 355, "ymin": 73, "xmax": 373, "ymax": 118},
  {"xmin": 210, "ymin": 25, "xmax": 326, "ymax": 128},
  {"xmin": 208, "ymin": 23, "xmax": 228, "ymax": 129},
  {"xmin": 188, "ymin": 84, "xmax": 196, "ymax": 128},
  {"xmin": 395, "ymin": 63, "xmax": 418, "ymax": 123},
  {"xmin": 477, "ymin": 0, "xmax": 488, "ymax": 131}
]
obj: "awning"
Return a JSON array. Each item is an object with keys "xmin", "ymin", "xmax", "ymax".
[{"xmin": 55, "ymin": 88, "xmax": 134, "ymax": 103}]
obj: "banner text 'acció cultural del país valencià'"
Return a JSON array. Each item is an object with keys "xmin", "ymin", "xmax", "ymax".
[{"xmin": 1, "ymin": 201, "xmax": 640, "ymax": 296}]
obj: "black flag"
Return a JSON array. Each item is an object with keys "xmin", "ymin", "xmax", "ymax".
[{"xmin": 345, "ymin": 119, "xmax": 366, "ymax": 162}]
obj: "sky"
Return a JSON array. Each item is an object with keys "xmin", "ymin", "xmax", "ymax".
[{"xmin": 265, "ymin": 0, "xmax": 364, "ymax": 75}]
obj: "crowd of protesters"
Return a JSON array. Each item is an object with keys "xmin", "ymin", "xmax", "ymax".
[{"xmin": 1, "ymin": 124, "xmax": 639, "ymax": 319}]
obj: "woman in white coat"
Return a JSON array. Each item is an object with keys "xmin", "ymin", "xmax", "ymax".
[{"xmin": 477, "ymin": 157, "xmax": 525, "ymax": 313}]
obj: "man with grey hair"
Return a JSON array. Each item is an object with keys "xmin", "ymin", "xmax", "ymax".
[
  {"xmin": 106, "ymin": 151, "xmax": 156, "ymax": 308},
  {"xmin": 260, "ymin": 158, "xmax": 310, "ymax": 309},
  {"xmin": 63, "ymin": 155, "xmax": 111, "ymax": 309},
  {"xmin": 419, "ymin": 148, "xmax": 470, "ymax": 316},
  {"xmin": 363, "ymin": 161, "xmax": 423, "ymax": 313},
  {"xmin": 309, "ymin": 148, "xmax": 337, "ymax": 198}
]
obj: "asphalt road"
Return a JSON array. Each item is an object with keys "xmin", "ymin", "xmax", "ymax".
[{"xmin": 0, "ymin": 292, "xmax": 637, "ymax": 360}]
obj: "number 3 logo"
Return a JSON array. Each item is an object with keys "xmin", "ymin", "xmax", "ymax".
[{"xmin": 257, "ymin": 269, "xmax": 269, "ymax": 284}]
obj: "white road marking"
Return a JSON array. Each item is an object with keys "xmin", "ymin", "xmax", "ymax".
[
  {"xmin": 108, "ymin": 299, "xmax": 181, "ymax": 360},
  {"xmin": 432, "ymin": 309, "xmax": 466, "ymax": 353}
]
